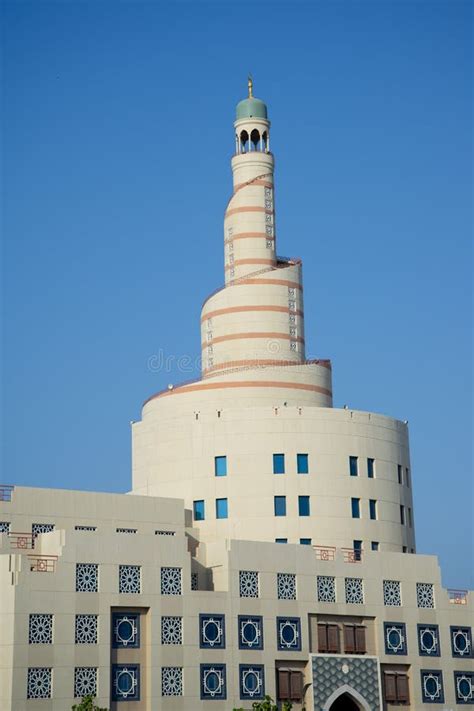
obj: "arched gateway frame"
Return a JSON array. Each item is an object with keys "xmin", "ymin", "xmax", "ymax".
[{"xmin": 323, "ymin": 683, "xmax": 371, "ymax": 711}]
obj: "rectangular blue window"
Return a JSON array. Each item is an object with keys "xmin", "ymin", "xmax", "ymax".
[
  {"xmin": 300, "ymin": 538, "xmax": 312, "ymax": 545},
  {"xmin": 275, "ymin": 538, "xmax": 287, "ymax": 544},
  {"xmin": 216, "ymin": 498, "xmax": 228, "ymax": 519},
  {"xmin": 193, "ymin": 500, "xmax": 205, "ymax": 521},
  {"xmin": 369, "ymin": 499, "xmax": 377, "ymax": 520},
  {"xmin": 215, "ymin": 456, "xmax": 227, "ymax": 476},
  {"xmin": 297, "ymin": 453, "xmax": 309, "ymax": 474},
  {"xmin": 273, "ymin": 453, "xmax": 285, "ymax": 474},
  {"xmin": 367, "ymin": 458, "xmax": 375, "ymax": 478},
  {"xmin": 353, "ymin": 540, "xmax": 362, "ymax": 560},
  {"xmin": 371, "ymin": 541, "xmax": 379, "ymax": 551},
  {"xmin": 274, "ymin": 496, "xmax": 286, "ymax": 516},
  {"xmin": 349, "ymin": 456, "xmax": 358, "ymax": 476},
  {"xmin": 298, "ymin": 495, "xmax": 310, "ymax": 516},
  {"xmin": 351, "ymin": 498, "xmax": 360, "ymax": 518}
]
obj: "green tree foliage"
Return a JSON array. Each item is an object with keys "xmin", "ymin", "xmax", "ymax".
[
  {"xmin": 233, "ymin": 695, "xmax": 293, "ymax": 711},
  {"xmin": 71, "ymin": 695, "xmax": 108, "ymax": 711}
]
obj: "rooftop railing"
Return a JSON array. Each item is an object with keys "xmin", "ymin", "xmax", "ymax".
[
  {"xmin": 313, "ymin": 545, "xmax": 363, "ymax": 563},
  {"xmin": 448, "ymin": 589, "xmax": 468, "ymax": 605}
]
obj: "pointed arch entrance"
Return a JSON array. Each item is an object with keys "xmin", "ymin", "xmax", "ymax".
[{"xmin": 323, "ymin": 684, "xmax": 371, "ymax": 711}]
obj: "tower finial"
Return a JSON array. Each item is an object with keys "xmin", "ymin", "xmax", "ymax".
[{"xmin": 248, "ymin": 74, "xmax": 253, "ymax": 98}]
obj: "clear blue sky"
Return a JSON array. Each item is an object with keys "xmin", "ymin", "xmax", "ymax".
[{"xmin": 2, "ymin": 1, "xmax": 472, "ymax": 588}]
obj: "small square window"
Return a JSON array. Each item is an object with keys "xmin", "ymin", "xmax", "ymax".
[
  {"xmin": 300, "ymin": 538, "xmax": 312, "ymax": 545},
  {"xmin": 273, "ymin": 453, "xmax": 285, "ymax": 474},
  {"xmin": 112, "ymin": 664, "xmax": 140, "ymax": 701},
  {"xmin": 454, "ymin": 671, "xmax": 474, "ymax": 704},
  {"xmin": 277, "ymin": 573, "xmax": 296, "ymax": 600},
  {"xmin": 369, "ymin": 499, "xmax": 377, "ymax": 520},
  {"xmin": 367, "ymin": 458, "xmax": 375, "ymax": 478},
  {"xmin": 298, "ymin": 495, "xmax": 310, "ymax": 516},
  {"xmin": 353, "ymin": 540, "xmax": 362, "ymax": 559},
  {"xmin": 75, "ymin": 614, "xmax": 98, "ymax": 644},
  {"xmin": 238, "ymin": 615, "xmax": 263, "ymax": 649},
  {"xmin": 112, "ymin": 613, "xmax": 140, "ymax": 648},
  {"xmin": 193, "ymin": 500, "xmax": 205, "ymax": 521},
  {"xmin": 384, "ymin": 622, "xmax": 407, "ymax": 655},
  {"xmin": 215, "ymin": 455, "xmax": 227, "ymax": 476},
  {"xmin": 161, "ymin": 567, "xmax": 182, "ymax": 595},
  {"xmin": 297, "ymin": 453, "xmax": 309, "ymax": 474},
  {"xmin": 76, "ymin": 563, "xmax": 98, "ymax": 593},
  {"xmin": 420, "ymin": 669, "xmax": 444, "ymax": 703},
  {"xmin": 451, "ymin": 626, "xmax": 472, "ymax": 658},
  {"xmin": 274, "ymin": 496, "xmax": 286, "ymax": 516},
  {"xmin": 200, "ymin": 664, "xmax": 226, "ymax": 700},
  {"xmin": 275, "ymin": 538, "xmax": 287, "ymax": 543},
  {"xmin": 371, "ymin": 541, "xmax": 379, "ymax": 551},
  {"xmin": 276, "ymin": 617, "xmax": 301, "ymax": 650},
  {"xmin": 216, "ymin": 498, "xmax": 228, "ymax": 519},
  {"xmin": 418, "ymin": 624, "xmax": 440, "ymax": 657},
  {"xmin": 239, "ymin": 664, "xmax": 265, "ymax": 700},
  {"xmin": 349, "ymin": 456, "xmax": 358, "ymax": 476},
  {"xmin": 200, "ymin": 614, "xmax": 225, "ymax": 649},
  {"xmin": 351, "ymin": 498, "xmax": 360, "ymax": 518}
]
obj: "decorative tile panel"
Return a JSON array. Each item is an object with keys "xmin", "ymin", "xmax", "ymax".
[
  {"xmin": 76, "ymin": 563, "xmax": 98, "ymax": 592},
  {"xmin": 277, "ymin": 572, "xmax": 296, "ymax": 600},
  {"xmin": 0, "ymin": 522, "xmax": 10, "ymax": 533},
  {"xmin": 161, "ymin": 667, "xmax": 183, "ymax": 696},
  {"xmin": 161, "ymin": 616, "xmax": 183, "ymax": 645},
  {"xmin": 161, "ymin": 566, "xmax": 182, "ymax": 595},
  {"xmin": 416, "ymin": 582, "xmax": 435, "ymax": 608},
  {"xmin": 27, "ymin": 668, "xmax": 52, "ymax": 699},
  {"xmin": 74, "ymin": 667, "xmax": 97, "ymax": 698},
  {"xmin": 239, "ymin": 570, "xmax": 259, "ymax": 598},
  {"xmin": 32, "ymin": 523, "xmax": 54, "ymax": 538},
  {"xmin": 345, "ymin": 577, "xmax": 364, "ymax": 604},
  {"xmin": 29, "ymin": 614, "xmax": 53, "ymax": 644},
  {"xmin": 75, "ymin": 614, "xmax": 98, "ymax": 644},
  {"xmin": 119, "ymin": 565, "xmax": 141, "ymax": 594},
  {"xmin": 383, "ymin": 580, "xmax": 402, "ymax": 606},
  {"xmin": 317, "ymin": 575, "xmax": 336, "ymax": 603},
  {"xmin": 312, "ymin": 655, "xmax": 381, "ymax": 711}
]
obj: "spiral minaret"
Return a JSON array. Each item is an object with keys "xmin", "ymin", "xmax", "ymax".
[
  {"xmin": 133, "ymin": 82, "xmax": 415, "ymax": 555},
  {"xmin": 169, "ymin": 77, "xmax": 332, "ymax": 406}
]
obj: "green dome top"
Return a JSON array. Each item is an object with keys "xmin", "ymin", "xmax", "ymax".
[{"xmin": 236, "ymin": 96, "xmax": 268, "ymax": 120}]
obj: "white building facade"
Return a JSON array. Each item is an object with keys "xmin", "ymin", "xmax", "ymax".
[{"xmin": 0, "ymin": 83, "xmax": 472, "ymax": 711}]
